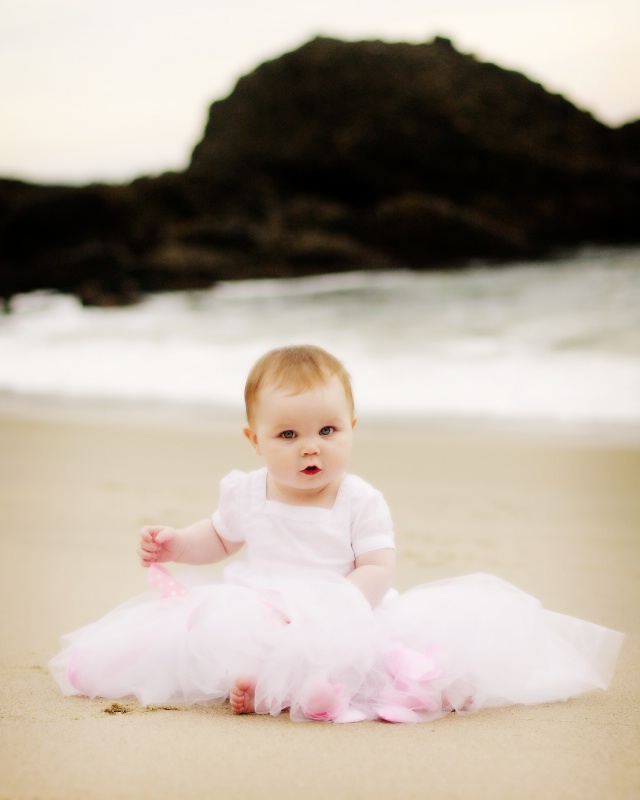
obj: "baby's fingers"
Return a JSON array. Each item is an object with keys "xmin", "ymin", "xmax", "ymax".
[
  {"xmin": 138, "ymin": 530, "xmax": 161, "ymax": 567},
  {"xmin": 138, "ymin": 546, "xmax": 157, "ymax": 567},
  {"xmin": 141, "ymin": 525, "xmax": 163, "ymax": 542},
  {"xmin": 139, "ymin": 537, "xmax": 158, "ymax": 554}
]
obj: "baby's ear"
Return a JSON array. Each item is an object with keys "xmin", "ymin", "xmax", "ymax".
[{"xmin": 243, "ymin": 426, "xmax": 260, "ymax": 452}]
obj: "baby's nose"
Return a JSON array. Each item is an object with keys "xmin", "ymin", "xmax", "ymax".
[{"xmin": 300, "ymin": 437, "xmax": 320, "ymax": 455}]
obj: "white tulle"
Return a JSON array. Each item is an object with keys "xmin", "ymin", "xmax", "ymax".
[{"xmin": 49, "ymin": 567, "xmax": 623, "ymax": 723}]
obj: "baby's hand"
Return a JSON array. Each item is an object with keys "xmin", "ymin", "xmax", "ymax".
[{"xmin": 138, "ymin": 526, "xmax": 183, "ymax": 567}]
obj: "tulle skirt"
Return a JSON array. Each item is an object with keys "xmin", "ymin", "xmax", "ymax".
[{"xmin": 49, "ymin": 564, "xmax": 623, "ymax": 723}]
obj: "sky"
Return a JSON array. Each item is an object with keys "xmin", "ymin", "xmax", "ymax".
[{"xmin": 2, "ymin": 0, "xmax": 639, "ymax": 185}]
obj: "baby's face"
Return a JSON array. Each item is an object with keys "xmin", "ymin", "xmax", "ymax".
[{"xmin": 244, "ymin": 374, "xmax": 356, "ymax": 503}]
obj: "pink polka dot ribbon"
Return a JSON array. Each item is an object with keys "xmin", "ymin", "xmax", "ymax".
[{"xmin": 147, "ymin": 564, "xmax": 189, "ymax": 598}]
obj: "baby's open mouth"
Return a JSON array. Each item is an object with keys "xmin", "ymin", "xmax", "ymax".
[{"xmin": 301, "ymin": 466, "xmax": 321, "ymax": 475}]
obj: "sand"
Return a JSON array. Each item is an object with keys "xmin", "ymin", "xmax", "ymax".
[{"xmin": 1, "ymin": 401, "xmax": 639, "ymax": 800}]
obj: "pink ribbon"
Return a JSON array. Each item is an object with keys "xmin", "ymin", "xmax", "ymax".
[{"xmin": 147, "ymin": 564, "xmax": 189, "ymax": 598}]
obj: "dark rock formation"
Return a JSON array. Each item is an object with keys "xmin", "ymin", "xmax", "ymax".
[{"xmin": 1, "ymin": 36, "xmax": 639, "ymax": 306}]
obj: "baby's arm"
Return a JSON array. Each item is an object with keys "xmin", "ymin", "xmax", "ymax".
[
  {"xmin": 347, "ymin": 548, "xmax": 396, "ymax": 608},
  {"xmin": 139, "ymin": 518, "xmax": 242, "ymax": 567}
]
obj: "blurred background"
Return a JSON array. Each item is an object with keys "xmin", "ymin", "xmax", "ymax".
[{"xmin": 1, "ymin": 0, "xmax": 639, "ymax": 432}]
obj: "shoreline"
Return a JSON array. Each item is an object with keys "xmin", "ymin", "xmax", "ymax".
[{"xmin": 2, "ymin": 390, "xmax": 640, "ymax": 446}]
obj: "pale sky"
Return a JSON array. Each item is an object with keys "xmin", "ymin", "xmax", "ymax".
[{"xmin": 2, "ymin": 0, "xmax": 639, "ymax": 184}]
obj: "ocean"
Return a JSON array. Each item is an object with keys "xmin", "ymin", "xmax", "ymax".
[{"xmin": 1, "ymin": 246, "xmax": 639, "ymax": 434}]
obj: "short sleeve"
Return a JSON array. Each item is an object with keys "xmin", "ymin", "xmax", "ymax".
[
  {"xmin": 349, "ymin": 480, "xmax": 395, "ymax": 557},
  {"xmin": 212, "ymin": 470, "xmax": 248, "ymax": 543}
]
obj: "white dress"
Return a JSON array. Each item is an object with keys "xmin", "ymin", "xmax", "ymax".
[{"xmin": 49, "ymin": 468, "xmax": 624, "ymax": 723}]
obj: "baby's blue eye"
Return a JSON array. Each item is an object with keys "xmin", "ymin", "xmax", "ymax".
[
  {"xmin": 280, "ymin": 430, "xmax": 296, "ymax": 439},
  {"xmin": 319, "ymin": 426, "xmax": 334, "ymax": 436}
]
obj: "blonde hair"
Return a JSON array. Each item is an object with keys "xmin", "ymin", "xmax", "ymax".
[{"xmin": 244, "ymin": 345, "xmax": 354, "ymax": 425}]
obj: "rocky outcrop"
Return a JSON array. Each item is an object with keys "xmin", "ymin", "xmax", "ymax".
[{"xmin": 1, "ymin": 36, "xmax": 639, "ymax": 305}]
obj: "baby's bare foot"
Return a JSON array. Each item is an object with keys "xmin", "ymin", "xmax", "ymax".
[{"xmin": 230, "ymin": 677, "xmax": 256, "ymax": 714}]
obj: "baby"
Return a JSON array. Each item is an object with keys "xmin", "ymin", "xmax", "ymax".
[{"xmin": 138, "ymin": 344, "xmax": 396, "ymax": 715}]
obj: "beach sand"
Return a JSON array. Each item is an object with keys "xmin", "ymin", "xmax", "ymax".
[{"xmin": 1, "ymin": 402, "xmax": 638, "ymax": 800}]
